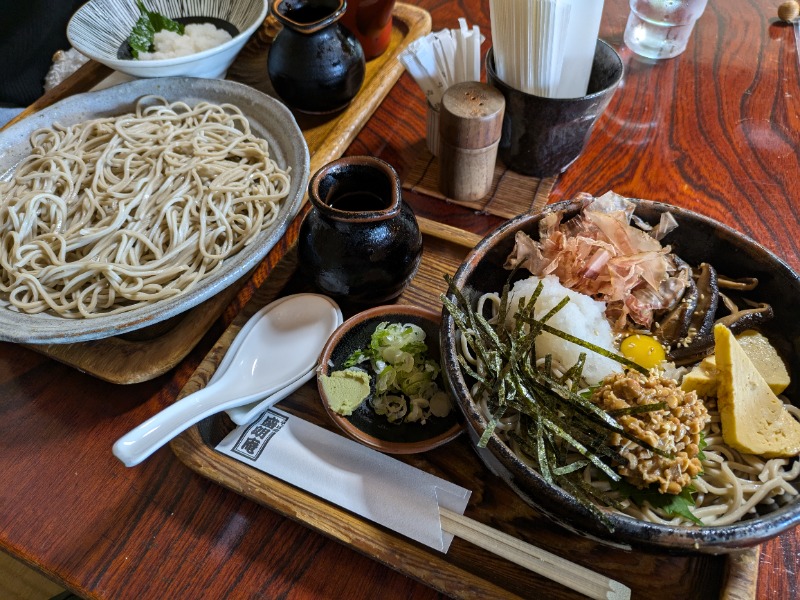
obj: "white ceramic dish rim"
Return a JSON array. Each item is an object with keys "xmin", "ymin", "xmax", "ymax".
[
  {"xmin": 66, "ymin": 0, "xmax": 269, "ymax": 68},
  {"xmin": 0, "ymin": 76, "xmax": 309, "ymax": 344}
]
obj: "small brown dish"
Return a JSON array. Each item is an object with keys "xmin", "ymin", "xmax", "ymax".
[{"xmin": 318, "ymin": 305, "xmax": 463, "ymax": 454}]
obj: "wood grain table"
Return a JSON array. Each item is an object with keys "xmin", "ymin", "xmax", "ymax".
[{"xmin": 1, "ymin": 0, "xmax": 798, "ymax": 598}]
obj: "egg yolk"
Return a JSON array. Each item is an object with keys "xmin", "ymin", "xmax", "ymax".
[{"xmin": 620, "ymin": 335, "xmax": 666, "ymax": 370}]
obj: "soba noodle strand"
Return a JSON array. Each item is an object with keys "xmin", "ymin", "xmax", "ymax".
[{"xmin": 0, "ymin": 97, "xmax": 291, "ymax": 318}]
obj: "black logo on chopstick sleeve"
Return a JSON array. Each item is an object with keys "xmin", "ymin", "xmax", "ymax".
[{"xmin": 230, "ymin": 410, "xmax": 288, "ymax": 461}]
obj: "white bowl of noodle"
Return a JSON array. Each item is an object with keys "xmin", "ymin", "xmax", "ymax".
[
  {"xmin": 67, "ymin": 0, "xmax": 268, "ymax": 79},
  {"xmin": 441, "ymin": 198, "xmax": 800, "ymax": 553},
  {"xmin": 0, "ymin": 77, "xmax": 308, "ymax": 343}
]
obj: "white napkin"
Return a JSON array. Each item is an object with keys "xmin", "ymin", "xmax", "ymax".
[
  {"xmin": 215, "ymin": 408, "xmax": 472, "ymax": 552},
  {"xmin": 490, "ymin": 0, "xmax": 604, "ymax": 98},
  {"xmin": 554, "ymin": 0, "xmax": 604, "ymax": 98}
]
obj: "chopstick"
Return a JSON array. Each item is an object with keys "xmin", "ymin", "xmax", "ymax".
[
  {"xmin": 416, "ymin": 215, "xmax": 483, "ymax": 248},
  {"xmin": 439, "ymin": 507, "xmax": 631, "ymax": 600}
]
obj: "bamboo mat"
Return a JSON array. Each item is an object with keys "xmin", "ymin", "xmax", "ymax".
[{"xmin": 402, "ymin": 148, "xmax": 557, "ymax": 218}]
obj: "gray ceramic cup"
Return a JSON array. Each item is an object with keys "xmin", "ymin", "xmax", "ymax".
[{"xmin": 486, "ymin": 40, "xmax": 624, "ymax": 178}]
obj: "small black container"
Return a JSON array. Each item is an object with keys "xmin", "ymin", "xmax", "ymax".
[
  {"xmin": 268, "ymin": 0, "xmax": 366, "ymax": 114},
  {"xmin": 298, "ymin": 156, "xmax": 422, "ymax": 303}
]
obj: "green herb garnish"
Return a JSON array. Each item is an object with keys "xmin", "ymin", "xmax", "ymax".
[
  {"xmin": 127, "ymin": 0, "xmax": 185, "ymax": 58},
  {"xmin": 608, "ymin": 401, "xmax": 668, "ymax": 417},
  {"xmin": 343, "ymin": 321, "xmax": 449, "ymax": 424},
  {"xmin": 612, "ymin": 480, "xmax": 704, "ymax": 525},
  {"xmin": 698, "ymin": 431, "xmax": 708, "ymax": 461}
]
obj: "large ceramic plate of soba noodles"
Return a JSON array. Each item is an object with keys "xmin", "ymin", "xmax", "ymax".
[
  {"xmin": 441, "ymin": 191, "xmax": 800, "ymax": 553},
  {"xmin": 0, "ymin": 76, "xmax": 309, "ymax": 344}
]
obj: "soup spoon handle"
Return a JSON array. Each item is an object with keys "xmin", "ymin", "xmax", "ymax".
[{"xmin": 113, "ymin": 381, "xmax": 239, "ymax": 467}]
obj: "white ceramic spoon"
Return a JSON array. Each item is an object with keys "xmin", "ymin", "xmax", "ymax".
[
  {"xmin": 211, "ymin": 296, "xmax": 328, "ymax": 426},
  {"xmin": 113, "ymin": 294, "xmax": 342, "ymax": 467},
  {"xmin": 226, "ymin": 368, "xmax": 316, "ymax": 426}
]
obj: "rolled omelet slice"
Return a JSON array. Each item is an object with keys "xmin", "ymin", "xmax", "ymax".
[
  {"xmin": 681, "ymin": 330, "xmax": 790, "ymax": 397},
  {"xmin": 680, "ymin": 355, "xmax": 719, "ymax": 397},
  {"xmin": 737, "ymin": 330, "xmax": 791, "ymax": 395},
  {"xmin": 714, "ymin": 324, "xmax": 800, "ymax": 458}
]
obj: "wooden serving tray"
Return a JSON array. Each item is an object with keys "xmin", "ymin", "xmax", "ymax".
[
  {"xmin": 170, "ymin": 226, "xmax": 754, "ymax": 600},
  {"xmin": 8, "ymin": 3, "xmax": 431, "ymax": 384}
]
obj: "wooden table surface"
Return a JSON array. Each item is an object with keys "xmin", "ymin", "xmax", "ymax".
[{"xmin": 2, "ymin": 0, "xmax": 798, "ymax": 599}]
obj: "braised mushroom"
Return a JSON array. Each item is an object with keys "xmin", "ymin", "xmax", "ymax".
[
  {"xmin": 658, "ymin": 264, "xmax": 771, "ymax": 365},
  {"xmin": 716, "ymin": 301, "xmax": 774, "ymax": 331},
  {"xmin": 718, "ymin": 275, "xmax": 759, "ymax": 291},
  {"xmin": 655, "ymin": 258, "xmax": 697, "ymax": 346},
  {"xmin": 687, "ymin": 262, "xmax": 719, "ymax": 340},
  {"xmin": 668, "ymin": 300, "xmax": 774, "ymax": 365}
]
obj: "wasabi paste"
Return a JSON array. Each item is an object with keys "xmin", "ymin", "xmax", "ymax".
[{"xmin": 320, "ymin": 369, "xmax": 371, "ymax": 416}]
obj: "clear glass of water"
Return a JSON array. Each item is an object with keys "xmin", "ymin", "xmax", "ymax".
[{"xmin": 624, "ymin": 0, "xmax": 709, "ymax": 59}]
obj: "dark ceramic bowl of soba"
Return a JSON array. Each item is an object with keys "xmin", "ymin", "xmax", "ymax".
[{"xmin": 440, "ymin": 196, "xmax": 800, "ymax": 553}]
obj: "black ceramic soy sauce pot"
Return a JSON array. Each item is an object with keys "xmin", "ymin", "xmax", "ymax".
[
  {"xmin": 268, "ymin": 0, "xmax": 366, "ymax": 114},
  {"xmin": 298, "ymin": 156, "xmax": 423, "ymax": 303}
]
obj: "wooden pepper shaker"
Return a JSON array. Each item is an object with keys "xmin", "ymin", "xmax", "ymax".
[{"xmin": 438, "ymin": 81, "xmax": 505, "ymax": 202}]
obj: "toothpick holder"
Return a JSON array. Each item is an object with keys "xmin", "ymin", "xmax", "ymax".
[{"xmin": 438, "ymin": 81, "xmax": 505, "ymax": 202}]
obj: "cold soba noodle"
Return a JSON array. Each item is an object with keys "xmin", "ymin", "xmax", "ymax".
[{"xmin": 0, "ymin": 98, "xmax": 291, "ymax": 318}]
